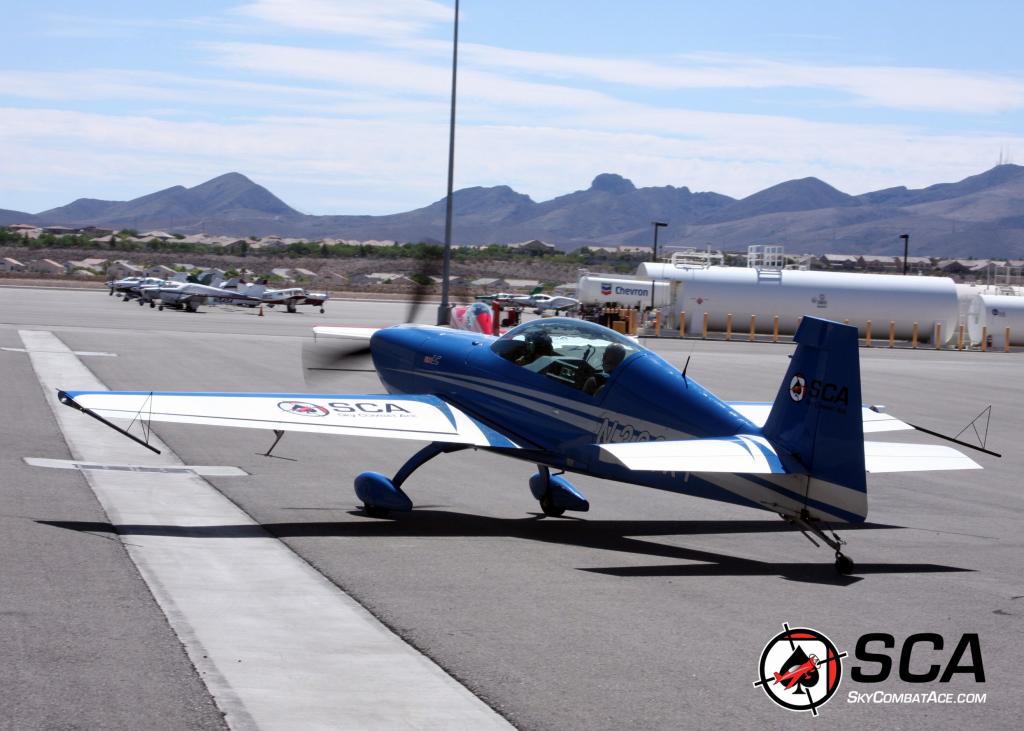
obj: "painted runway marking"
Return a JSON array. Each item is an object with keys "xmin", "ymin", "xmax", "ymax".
[
  {"xmin": 21, "ymin": 329, "xmax": 512, "ymax": 731},
  {"xmin": 24, "ymin": 458, "xmax": 248, "ymax": 477},
  {"xmin": 2, "ymin": 346, "xmax": 116, "ymax": 356}
]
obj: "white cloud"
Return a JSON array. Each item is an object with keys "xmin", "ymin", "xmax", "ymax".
[{"xmin": 232, "ymin": 0, "xmax": 451, "ymax": 41}]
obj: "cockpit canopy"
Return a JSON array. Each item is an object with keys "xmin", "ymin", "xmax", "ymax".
[{"xmin": 491, "ymin": 318, "xmax": 642, "ymax": 394}]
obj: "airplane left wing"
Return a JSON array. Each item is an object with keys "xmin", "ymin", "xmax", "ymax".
[
  {"xmin": 599, "ymin": 435, "xmax": 789, "ymax": 474},
  {"xmin": 57, "ymin": 390, "xmax": 520, "ymax": 449}
]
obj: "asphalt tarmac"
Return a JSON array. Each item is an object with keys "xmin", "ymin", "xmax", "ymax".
[{"xmin": 1, "ymin": 286, "xmax": 1021, "ymax": 730}]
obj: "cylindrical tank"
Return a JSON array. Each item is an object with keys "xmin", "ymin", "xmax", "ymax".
[
  {"xmin": 967, "ymin": 294, "xmax": 1024, "ymax": 347},
  {"xmin": 956, "ymin": 284, "xmax": 1024, "ymax": 327},
  {"xmin": 576, "ymin": 275, "xmax": 670, "ymax": 308},
  {"xmin": 637, "ymin": 264, "xmax": 959, "ymax": 343}
]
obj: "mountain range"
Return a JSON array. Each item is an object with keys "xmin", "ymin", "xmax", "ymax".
[{"xmin": 4, "ymin": 165, "xmax": 1024, "ymax": 257}]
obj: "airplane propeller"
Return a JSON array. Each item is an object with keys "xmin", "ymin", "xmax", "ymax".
[{"xmin": 302, "ymin": 252, "xmax": 442, "ymax": 388}]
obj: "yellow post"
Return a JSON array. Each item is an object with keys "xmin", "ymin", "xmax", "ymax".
[
  {"xmin": 888, "ymin": 321, "xmax": 896, "ymax": 348},
  {"xmin": 1005, "ymin": 327, "xmax": 1011, "ymax": 353},
  {"xmin": 629, "ymin": 309, "xmax": 638, "ymax": 335},
  {"xmin": 702, "ymin": 312, "xmax": 709, "ymax": 339},
  {"xmin": 958, "ymin": 324, "xmax": 964, "ymax": 351},
  {"xmin": 843, "ymin": 318, "xmax": 849, "ymax": 325},
  {"xmin": 749, "ymin": 315, "xmax": 756, "ymax": 342},
  {"xmin": 772, "ymin": 315, "xmax": 779, "ymax": 343},
  {"xmin": 654, "ymin": 310, "xmax": 661, "ymax": 337},
  {"xmin": 912, "ymin": 322, "xmax": 919, "ymax": 349},
  {"xmin": 725, "ymin": 313, "xmax": 733, "ymax": 341},
  {"xmin": 982, "ymin": 326, "xmax": 988, "ymax": 351},
  {"xmin": 679, "ymin": 310, "xmax": 687, "ymax": 338},
  {"xmin": 934, "ymin": 323, "xmax": 942, "ymax": 350},
  {"xmin": 865, "ymin": 320, "xmax": 872, "ymax": 347}
]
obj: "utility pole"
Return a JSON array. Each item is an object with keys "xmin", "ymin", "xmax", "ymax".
[
  {"xmin": 900, "ymin": 233, "xmax": 910, "ymax": 275},
  {"xmin": 650, "ymin": 221, "xmax": 667, "ymax": 310},
  {"xmin": 437, "ymin": 0, "xmax": 460, "ymax": 326}
]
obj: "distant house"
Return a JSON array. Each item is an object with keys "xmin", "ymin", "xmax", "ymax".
[
  {"xmin": 935, "ymin": 259, "xmax": 976, "ymax": 275},
  {"xmin": 270, "ymin": 267, "xmax": 295, "ymax": 281},
  {"xmin": 7, "ymin": 223, "xmax": 37, "ymax": 232},
  {"xmin": 817, "ymin": 254, "xmax": 859, "ymax": 270},
  {"xmin": 145, "ymin": 264, "xmax": 179, "ymax": 278},
  {"xmin": 471, "ymin": 277, "xmax": 508, "ymax": 289},
  {"xmin": 350, "ymin": 272, "xmax": 412, "ymax": 286},
  {"xmin": 291, "ymin": 268, "xmax": 318, "ymax": 279},
  {"xmin": 0, "ymin": 257, "xmax": 25, "ymax": 272},
  {"xmin": 64, "ymin": 257, "xmax": 109, "ymax": 274},
  {"xmin": 506, "ymin": 240, "xmax": 556, "ymax": 256},
  {"xmin": 26, "ymin": 258, "xmax": 65, "ymax": 275},
  {"xmin": 504, "ymin": 279, "xmax": 542, "ymax": 290},
  {"xmin": 858, "ymin": 255, "xmax": 899, "ymax": 271},
  {"xmin": 140, "ymin": 230, "xmax": 174, "ymax": 241},
  {"xmin": 43, "ymin": 225, "xmax": 79, "ymax": 236},
  {"xmin": 107, "ymin": 260, "xmax": 144, "ymax": 279}
]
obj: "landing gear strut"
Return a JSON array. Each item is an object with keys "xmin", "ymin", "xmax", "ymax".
[
  {"xmin": 781, "ymin": 510, "xmax": 855, "ymax": 575},
  {"xmin": 354, "ymin": 443, "xmax": 470, "ymax": 517}
]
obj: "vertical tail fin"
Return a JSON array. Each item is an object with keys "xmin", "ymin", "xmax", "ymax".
[{"xmin": 763, "ymin": 317, "xmax": 867, "ymax": 522}]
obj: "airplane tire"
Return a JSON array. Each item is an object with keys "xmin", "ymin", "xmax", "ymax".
[
  {"xmin": 158, "ymin": 305, "xmax": 164, "ymax": 311},
  {"xmin": 363, "ymin": 504, "xmax": 390, "ymax": 519},
  {"xmin": 539, "ymin": 492, "xmax": 565, "ymax": 517},
  {"xmin": 149, "ymin": 301, "xmax": 155, "ymax": 308},
  {"xmin": 835, "ymin": 553, "xmax": 854, "ymax": 575},
  {"xmin": 320, "ymin": 307, "xmax": 325, "ymax": 314}
]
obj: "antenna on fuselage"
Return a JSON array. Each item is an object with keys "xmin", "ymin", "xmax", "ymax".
[{"xmin": 681, "ymin": 355, "xmax": 691, "ymax": 387}]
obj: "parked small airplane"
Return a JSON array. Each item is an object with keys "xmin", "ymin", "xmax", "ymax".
[
  {"xmin": 107, "ymin": 276, "xmax": 168, "ymax": 300},
  {"xmin": 138, "ymin": 280, "xmax": 260, "ymax": 312},
  {"xmin": 239, "ymin": 285, "xmax": 328, "ymax": 313},
  {"xmin": 57, "ymin": 316, "xmax": 992, "ymax": 574}
]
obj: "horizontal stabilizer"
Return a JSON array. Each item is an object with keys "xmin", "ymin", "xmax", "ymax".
[
  {"xmin": 863, "ymin": 442, "xmax": 981, "ymax": 473},
  {"xmin": 313, "ymin": 326, "xmax": 379, "ymax": 340},
  {"xmin": 58, "ymin": 391, "xmax": 519, "ymax": 449},
  {"xmin": 728, "ymin": 402, "xmax": 913, "ymax": 434},
  {"xmin": 599, "ymin": 435, "xmax": 789, "ymax": 474}
]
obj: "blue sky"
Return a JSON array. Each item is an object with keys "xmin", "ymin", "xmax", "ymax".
[{"xmin": 3, "ymin": 1, "xmax": 1023, "ymax": 215}]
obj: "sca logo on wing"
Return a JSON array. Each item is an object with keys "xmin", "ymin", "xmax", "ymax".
[
  {"xmin": 277, "ymin": 400, "xmax": 329, "ymax": 417},
  {"xmin": 752, "ymin": 623, "xmax": 846, "ymax": 717}
]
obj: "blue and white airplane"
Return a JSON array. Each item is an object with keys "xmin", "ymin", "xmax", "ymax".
[{"xmin": 57, "ymin": 316, "xmax": 985, "ymax": 573}]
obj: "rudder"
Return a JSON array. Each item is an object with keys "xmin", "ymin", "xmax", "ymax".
[{"xmin": 763, "ymin": 317, "xmax": 866, "ymax": 521}]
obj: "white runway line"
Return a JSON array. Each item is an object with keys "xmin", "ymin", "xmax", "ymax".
[
  {"xmin": 24, "ymin": 457, "xmax": 249, "ymax": 476},
  {"xmin": 21, "ymin": 330, "xmax": 513, "ymax": 731}
]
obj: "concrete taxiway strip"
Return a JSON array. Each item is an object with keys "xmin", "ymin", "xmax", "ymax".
[
  {"xmin": 20, "ymin": 329, "xmax": 513, "ymax": 731},
  {"xmin": 24, "ymin": 457, "xmax": 248, "ymax": 477}
]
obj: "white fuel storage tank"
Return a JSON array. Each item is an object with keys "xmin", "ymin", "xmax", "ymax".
[
  {"xmin": 576, "ymin": 275, "xmax": 670, "ymax": 308},
  {"xmin": 637, "ymin": 263, "xmax": 959, "ymax": 343},
  {"xmin": 967, "ymin": 294, "xmax": 1024, "ymax": 347}
]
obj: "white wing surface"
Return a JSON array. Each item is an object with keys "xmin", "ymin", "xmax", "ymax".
[
  {"xmin": 863, "ymin": 442, "xmax": 981, "ymax": 473},
  {"xmin": 59, "ymin": 391, "xmax": 518, "ymax": 448},
  {"xmin": 599, "ymin": 435, "xmax": 788, "ymax": 474},
  {"xmin": 727, "ymin": 401, "xmax": 913, "ymax": 434}
]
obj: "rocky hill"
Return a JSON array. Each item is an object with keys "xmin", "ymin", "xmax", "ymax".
[{"xmin": 4, "ymin": 166, "xmax": 1024, "ymax": 257}]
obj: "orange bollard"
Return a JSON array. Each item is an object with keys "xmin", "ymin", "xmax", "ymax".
[
  {"xmin": 772, "ymin": 315, "xmax": 779, "ymax": 343},
  {"xmin": 888, "ymin": 321, "xmax": 896, "ymax": 349},
  {"xmin": 654, "ymin": 310, "xmax": 662, "ymax": 337},
  {"xmin": 749, "ymin": 315, "xmax": 756, "ymax": 342},
  {"xmin": 1005, "ymin": 327, "xmax": 1011, "ymax": 353},
  {"xmin": 982, "ymin": 326, "xmax": 988, "ymax": 351},
  {"xmin": 725, "ymin": 313, "xmax": 733, "ymax": 341},
  {"xmin": 702, "ymin": 312, "xmax": 709, "ymax": 339},
  {"xmin": 679, "ymin": 310, "xmax": 687, "ymax": 338},
  {"xmin": 865, "ymin": 320, "xmax": 872, "ymax": 348},
  {"xmin": 258, "ymin": 304, "xmax": 264, "ymax": 317},
  {"xmin": 958, "ymin": 324, "xmax": 965, "ymax": 351},
  {"xmin": 935, "ymin": 323, "xmax": 942, "ymax": 350},
  {"xmin": 912, "ymin": 322, "xmax": 919, "ymax": 349}
]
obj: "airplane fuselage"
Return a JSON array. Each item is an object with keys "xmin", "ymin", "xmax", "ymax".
[{"xmin": 368, "ymin": 324, "xmax": 823, "ymax": 516}]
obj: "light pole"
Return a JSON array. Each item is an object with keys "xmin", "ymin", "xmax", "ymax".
[
  {"xmin": 900, "ymin": 233, "xmax": 910, "ymax": 275},
  {"xmin": 437, "ymin": 0, "xmax": 460, "ymax": 325},
  {"xmin": 650, "ymin": 221, "xmax": 667, "ymax": 310}
]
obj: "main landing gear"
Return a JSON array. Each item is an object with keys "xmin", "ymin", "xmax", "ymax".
[
  {"xmin": 354, "ymin": 448, "xmax": 591, "ymax": 519},
  {"xmin": 529, "ymin": 465, "xmax": 589, "ymax": 517},
  {"xmin": 781, "ymin": 510, "xmax": 855, "ymax": 575}
]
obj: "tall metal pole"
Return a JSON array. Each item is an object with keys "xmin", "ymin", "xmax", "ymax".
[
  {"xmin": 900, "ymin": 233, "xmax": 909, "ymax": 276},
  {"xmin": 437, "ymin": 0, "xmax": 460, "ymax": 326},
  {"xmin": 650, "ymin": 221, "xmax": 667, "ymax": 310}
]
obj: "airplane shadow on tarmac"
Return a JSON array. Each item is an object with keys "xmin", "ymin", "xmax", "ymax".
[{"xmin": 38, "ymin": 511, "xmax": 972, "ymax": 587}]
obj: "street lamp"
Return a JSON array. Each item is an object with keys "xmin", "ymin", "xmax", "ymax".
[
  {"xmin": 437, "ymin": 0, "xmax": 460, "ymax": 326},
  {"xmin": 650, "ymin": 221, "xmax": 668, "ymax": 311},
  {"xmin": 900, "ymin": 233, "xmax": 910, "ymax": 275}
]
